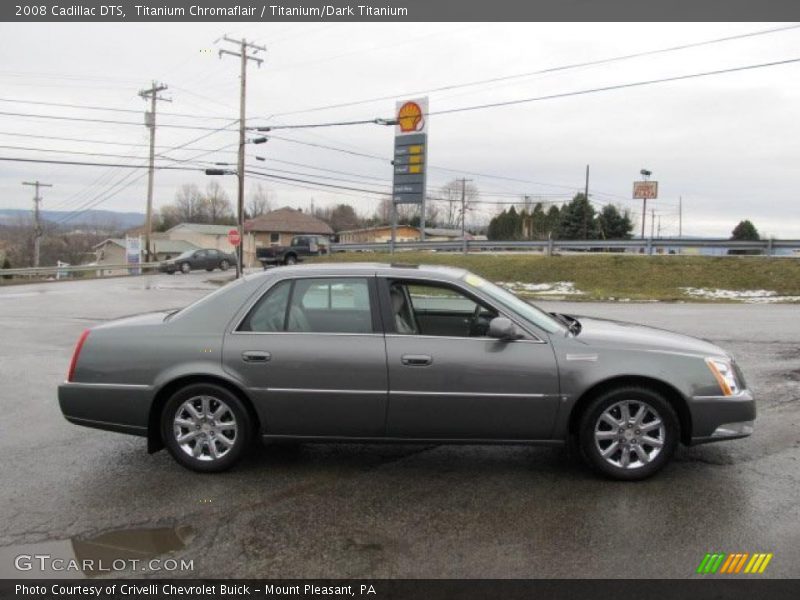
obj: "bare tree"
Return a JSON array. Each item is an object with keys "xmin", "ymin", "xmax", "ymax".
[
  {"xmin": 436, "ymin": 179, "xmax": 480, "ymax": 228},
  {"xmin": 203, "ymin": 181, "xmax": 234, "ymax": 223},
  {"xmin": 247, "ymin": 184, "xmax": 272, "ymax": 218}
]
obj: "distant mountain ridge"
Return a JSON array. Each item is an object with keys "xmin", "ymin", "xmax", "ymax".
[{"xmin": 0, "ymin": 209, "xmax": 145, "ymax": 230}]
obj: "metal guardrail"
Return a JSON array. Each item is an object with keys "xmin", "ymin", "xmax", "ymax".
[
  {"xmin": 0, "ymin": 261, "xmax": 163, "ymax": 281},
  {"xmin": 332, "ymin": 237, "xmax": 800, "ymax": 254},
  {"xmin": 1, "ymin": 238, "xmax": 798, "ymax": 280}
]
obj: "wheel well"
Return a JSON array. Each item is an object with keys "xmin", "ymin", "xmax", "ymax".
[
  {"xmin": 283, "ymin": 252, "xmax": 297, "ymax": 262},
  {"xmin": 567, "ymin": 376, "xmax": 692, "ymax": 445},
  {"xmin": 146, "ymin": 375, "xmax": 261, "ymax": 453}
]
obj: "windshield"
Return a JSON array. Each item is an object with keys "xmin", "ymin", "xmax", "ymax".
[
  {"xmin": 173, "ymin": 250, "xmax": 194, "ymax": 260},
  {"xmin": 461, "ymin": 273, "xmax": 567, "ymax": 335}
]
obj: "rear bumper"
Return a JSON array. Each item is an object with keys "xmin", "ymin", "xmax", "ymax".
[
  {"xmin": 689, "ymin": 389, "xmax": 756, "ymax": 445},
  {"xmin": 58, "ymin": 382, "xmax": 153, "ymax": 437}
]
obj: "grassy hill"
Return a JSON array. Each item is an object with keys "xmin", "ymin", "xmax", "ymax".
[{"xmin": 311, "ymin": 253, "xmax": 800, "ymax": 302}]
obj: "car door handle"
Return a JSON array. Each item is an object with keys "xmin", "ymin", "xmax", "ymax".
[
  {"xmin": 242, "ymin": 351, "xmax": 271, "ymax": 363},
  {"xmin": 401, "ymin": 354, "xmax": 432, "ymax": 366}
]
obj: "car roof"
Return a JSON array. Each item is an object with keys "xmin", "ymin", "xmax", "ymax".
[{"xmin": 246, "ymin": 262, "xmax": 469, "ymax": 282}]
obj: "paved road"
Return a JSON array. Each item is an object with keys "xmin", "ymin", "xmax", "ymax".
[{"xmin": 1, "ymin": 273, "xmax": 799, "ymax": 579}]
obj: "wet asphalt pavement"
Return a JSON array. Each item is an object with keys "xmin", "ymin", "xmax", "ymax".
[{"xmin": 0, "ymin": 272, "xmax": 798, "ymax": 579}]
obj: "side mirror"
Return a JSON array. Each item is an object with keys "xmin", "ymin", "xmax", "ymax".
[{"xmin": 488, "ymin": 317, "xmax": 521, "ymax": 341}]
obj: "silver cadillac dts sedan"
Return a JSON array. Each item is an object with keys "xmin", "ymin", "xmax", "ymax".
[{"xmin": 58, "ymin": 263, "xmax": 755, "ymax": 480}]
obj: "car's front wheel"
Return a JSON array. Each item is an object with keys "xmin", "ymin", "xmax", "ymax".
[
  {"xmin": 284, "ymin": 254, "xmax": 297, "ymax": 265},
  {"xmin": 161, "ymin": 384, "xmax": 252, "ymax": 472},
  {"xmin": 578, "ymin": 386, "xmax": 679, "ymax": 480},
  {"xmin": 180, "ymin": 262, "xmax": 191, "ymax": 274},
  {"xmin": 219, "ymin": 259, "xmax": 230, "ymax": 271}
]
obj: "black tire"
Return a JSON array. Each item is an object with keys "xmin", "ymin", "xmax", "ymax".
[
  {"xmin": 578, "ymin": 386, "xmax": 679, "ymax": 481},
  {"xmin": 180, "ymin": 262, "xmax": 191, "ymax": 274},
  {"xmin": 220, "ymin": 260, "xmax": 230, "ymax": 271},
  {"xmin": 284, "ymin": 254, "xmax": 297, "ymax": 265},
  {"xmin": 161, "ymin": 383, "xmax": 252, "ymax": 473}
]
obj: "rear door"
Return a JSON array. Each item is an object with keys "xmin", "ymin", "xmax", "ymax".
[
  {"xmin": 381, "ymin": 278, "xmax": 561, "ymax": 440},
  {"xmin": 223, "ymin": 275, "xmax": 388, "ymax": 437}
]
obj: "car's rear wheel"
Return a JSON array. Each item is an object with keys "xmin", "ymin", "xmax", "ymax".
[
  {"xmin": 578, "ymin": 386, "xmax": 678, "ymax": 480},
  {"xmin": 180, "ymin": 262, "xmax": 191, "ymax": 274},
  {"xmin": 220, "ymin": 259, "xmax": 230, "ymax": 271},
  {"xmin": 161, "ymin": 384, "xmax": 252, "ymax": 472}
]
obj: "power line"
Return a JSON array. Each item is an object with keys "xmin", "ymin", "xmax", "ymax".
[
  {"xmin": 0, "ymin": 96, "xmax": 236, "ymax": 121},
  {"xmin": 266, "ymin": 24, "xmax": 800, "ymax": 118},
  {"xmin": 0, "ymin": 110, "xmax": 237, "ymax": 131},
  {"xmin": 427, "ymin": 56, "xmax": 800, "ymax": 118}
]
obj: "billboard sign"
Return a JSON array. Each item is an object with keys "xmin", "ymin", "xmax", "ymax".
[
  {"xmin": 125, "ymin": 235, "xmax": 141, "ymax": 276},
  {"xmin": 633, "ymin": 181, "xmax": 659, "ymax": 199},
  {"xmin": 393, "ymin": 97, "xmax": 428, "ymax": 205}
]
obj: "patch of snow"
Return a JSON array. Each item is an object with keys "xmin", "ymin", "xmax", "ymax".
[
  {"xmin": 497, "ymin": 281, "xmax": 584, "ymax": 296},
  {"xmin": 681, "ymin": 287, "xmax": 800, "ymax": 303}
]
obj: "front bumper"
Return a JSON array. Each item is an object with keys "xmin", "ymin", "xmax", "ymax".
[
  {"xmin": 689, "ymin": 389, "xmax": 756, "ymax": 445},
  {"xmin": 58, "ymin": 382, "xmax": 153, "ymax": 437},
  {"xmin": 158, "ymin": 264, "xmax": 176, "ymax": 273}
]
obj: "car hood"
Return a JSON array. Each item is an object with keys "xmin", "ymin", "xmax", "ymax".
[{"xmin": 568, "ymin": 315, "xmax": 729, "ymax": 358}]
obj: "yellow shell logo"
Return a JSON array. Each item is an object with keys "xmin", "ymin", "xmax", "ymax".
[{"xmin": 397, "ymin": 101, "xmax": 424, "ymax": 133}]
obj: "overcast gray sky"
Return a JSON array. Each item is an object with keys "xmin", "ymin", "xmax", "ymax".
[{"xmin": 1, "ymin": 21, "xmax": 799, "ymax": 237}]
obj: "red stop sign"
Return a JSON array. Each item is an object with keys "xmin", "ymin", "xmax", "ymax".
[{"xmin": 228, "ymin": 228, "xmax": 241, "ymax": 247}]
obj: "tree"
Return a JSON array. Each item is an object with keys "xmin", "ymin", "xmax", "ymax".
[
  {"xmin": 597, "ymin": 204, "xmax": 634, "ymax": 239},
  {"xmin": 556, "ymin": 193, "xmax": 599, "ymax": 240},
  {"xmin": 436, "ymin": 179, "xmax": 479, "ymax": 228},
  {"xmin": 325, "ymin": 204, "xmax": 361, "ymax": 232},
  {"xmin": 246, "ymin": 184, "xmax": 272, "ymax": 219},
  {"xmin": 203, "ymin": 181, "xmax": 234, "ymax": 224},
  {"xmin": 731, "ymin": 220, "xmax": 760, "ymax": 241},
  {"xmin": 487, "ymin": 206, "xmax": 523, "ymax": 240},
  {"xmin": 1, "ymin": 256, "xmax": 11, "ymax": 279}
]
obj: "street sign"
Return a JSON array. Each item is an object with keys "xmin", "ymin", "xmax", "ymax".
[
  {"xmin": 633, "ymin": 181, "xmax": 659, "ymax": 199},
  {"xmin": 228, "ymin": 228, "xmax": 241, "ymax": 246}
]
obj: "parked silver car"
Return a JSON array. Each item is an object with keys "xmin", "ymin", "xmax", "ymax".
[{"xmin": 59, "ymin": 263, "xmax": 755, "ymax": 479}]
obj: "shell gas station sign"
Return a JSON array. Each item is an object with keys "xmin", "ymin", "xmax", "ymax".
[{"xmin": 392, "ymin": 97, "xmax": 428, "ymax": 205}]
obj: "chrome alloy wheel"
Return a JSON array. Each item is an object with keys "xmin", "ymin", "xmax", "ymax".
[
  {"xmin": 594, "ymin": 400, "xmax": 666, "ymax": 470},
  {"xmin": 173, "ymin": 396, "xmax": 238, "ymax": 461}
]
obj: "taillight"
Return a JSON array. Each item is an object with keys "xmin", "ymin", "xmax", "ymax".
[{"xmin": 67, "ymin": 329, "xmax": 90, "ymax": 382}]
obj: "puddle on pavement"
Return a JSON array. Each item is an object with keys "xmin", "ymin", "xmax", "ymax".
[{"xmin": 0, "ymin": 526, "xmax": 192, "ymax": 579}]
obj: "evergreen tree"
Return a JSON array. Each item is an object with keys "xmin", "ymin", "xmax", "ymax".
[
  {"xmin": 555, "ymin": 194, "xmax": 599, "ymax": 240},
  {"xmin": 731, "ymin": 220, "xmax": 760, "ymax": 241},
  {"xmin": 597, "ymin": 204, "xmax": 634, "ymax": 239}
]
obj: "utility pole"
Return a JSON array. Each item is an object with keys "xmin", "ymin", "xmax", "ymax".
[
  {"xmin": 650, "ymin": 209, "xmax": 655, "ymax": 239},
  {"xmin": 219, "ymin": 36, "xmax": 265, "ymax": 278},
  {"xmin": 584, "ymin": 164, "xmax": 590, "ymax": 201},
  {"xmin": 138, "ymin": 81, "xmax": 170, "ymax": 263},
  {"xmin": 460, "ymin": 177, "xmax": 473, "ymax": 255},
  {"xmin": 22, "ymin": 180, "xmax": 52, "ymax": 267},
  {"xmin": 657, "ymin": 215, "xmax": 662, "ymax": 238}
]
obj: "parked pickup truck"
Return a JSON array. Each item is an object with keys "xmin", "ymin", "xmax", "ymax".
[{"xmin": 256, "ymin": 235, "xmax": 330, "ymax": 268}]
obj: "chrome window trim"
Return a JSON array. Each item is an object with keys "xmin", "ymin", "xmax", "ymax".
[
  {"xmin": 230, "ymin": 273, "xmax": 378, "ymax": 335},
  {"xmin": 384, "ymin": 333, "xmax": 546, "ymax": 345},
  {"xmin": 232, "ymin": 331, "xmax": 383, "ymax": 337}
]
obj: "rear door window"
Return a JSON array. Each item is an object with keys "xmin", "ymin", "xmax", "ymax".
[{"xmin": 239, "ymin": 278, "xmax": 373, "ymax": 334}]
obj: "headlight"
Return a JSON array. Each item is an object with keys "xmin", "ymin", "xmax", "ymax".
[{"xmin": 705, "ymin": 357, "xmax": 741, "ymax": 396}]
